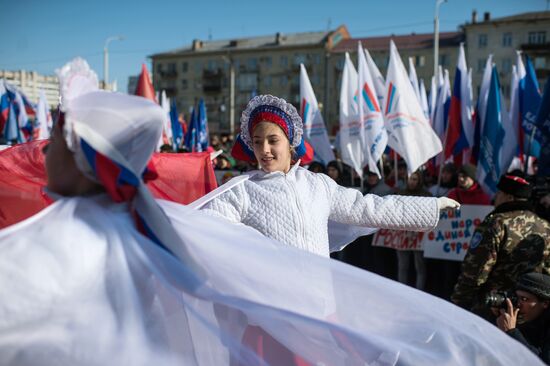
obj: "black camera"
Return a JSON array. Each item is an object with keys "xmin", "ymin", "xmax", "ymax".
[{"xmin": 484, "ymin": 291, "xmax": 518, "ymax": 309}]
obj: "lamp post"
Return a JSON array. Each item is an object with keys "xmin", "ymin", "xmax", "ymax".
[
  {"xmin": 103, "ymin": 35, "xmax": 124, "ymax": 89},
  {"xmin": 222, "ymin": 54, "xmax": 236, "ymax": 136},
  {"xmin": 433, "ymin": 0, "xmax": 447, "ymax": 78}
]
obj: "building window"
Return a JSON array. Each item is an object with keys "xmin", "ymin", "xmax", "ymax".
[
  {"xmin": 263, "ymin": 57, "xmax": 272, "ymax": 67},
  {"xmin": 207, "ymin": 60, "xmax": 218, "ymax": 71},
  {"xmin": 528, "ymin": 31, "xmax": 547, "ymax": 44},
  {"xmin": 280, "ymin": 56, "xmax": 288, "ymax": 67},
  {"xmin": 181, "ymin": 79, "xmax": 188, "ymax": 89},
  {"xmin": 312, "ymin": 54, "xmax": 321, "ymax": 65},
  {"xmin": 478, "ymin": 34, "xmax": 488, "ymax": 48},
  {"xmin": 415, "ymin": 55, "xmax": 425, "ymax": 67},
  {"xmin": 247, "ymin": 58, "xmax": 258, "ymax": 70},
  {"xmin": 182, "ymin": 62, "xmax": 188, "ymax": 72},
  {"xmin": 439, "ymin": 54, "xmax": 448, "ymax": 67},
  {"xmin": 156, "ymin": 63, "xmax": 163, "ymax": 73},
  {"xmin": 167, "ymin": 63, "xmax": 176, "ymax": 72},
  {"xmin": 280, "ymin": 75, "xmax": 288, "ymax": 86},
  {"xmin": 478, "ymin": 59, "xmax": 486, "ymax": 73},
  {"xmin": 534, "ymin": 57, "xmax": 547, "ymax": 69},
  {"xmin": 264, "ymin": 75, "xmax": 272, "ymax": 87},
  {"xmin": 311, "ymin": 75, "xmax": 320, "ymax": 86},
  {"xmin": 294, "ymin": 53, "xmax": 306, "ymax": 66},
  {"xmin": 501, "ymin": 58, "xmax": 512, "ymax": 73},
  {"xmin": 194, "ymin": 61, "xmax": 202, "ymax": 72},
  {"xmin": 336, "ymin": 58, "xmax": 345, "ymax": 70},
  {"xmin": 502, "ymin": 33, "xmax": 512, "ymax": 47},
  {"xmin": 502, "ymin": 84, "xmax": 510, "ymax": 97}
]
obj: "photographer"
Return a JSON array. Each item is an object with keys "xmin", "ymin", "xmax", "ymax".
[{"xmin": 495, "ymin": 273, "xmax": 550, "ymax": 364}]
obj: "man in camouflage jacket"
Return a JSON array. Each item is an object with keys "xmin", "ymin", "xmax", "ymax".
[{"xmin": 452, "ymin": 175, "xmax": 550, "ymax": 319}]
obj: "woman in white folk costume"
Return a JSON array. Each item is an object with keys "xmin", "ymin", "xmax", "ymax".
[
  {"xmin": 201, "ymin": 94, "xmax": 460, "ymax": 256},
  {"xmin": 0, "ymin": 61, "xmax": 543, "ymax": 366}
]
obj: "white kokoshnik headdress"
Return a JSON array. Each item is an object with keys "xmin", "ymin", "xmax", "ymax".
[{"xmin": 231, "ymin": 94, "xmax": 312, "ymax": 163}]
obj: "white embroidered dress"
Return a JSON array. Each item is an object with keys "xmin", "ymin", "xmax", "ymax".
[{"xmin": 202, "ymin": 163, "xmax": 440, "ymax": 257}]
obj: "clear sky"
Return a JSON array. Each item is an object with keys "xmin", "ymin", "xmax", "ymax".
[{"xmin": 1, "ymin": 0, "xmax": 548, "ymax": 91}]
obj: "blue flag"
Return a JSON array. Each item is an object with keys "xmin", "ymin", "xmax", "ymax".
[
  {"xmin": 184, "ymin": 106, "xmax": 198, "ymax": 152},
  {"xmin": 197, "ymin": 98, "xmax": 209, "ymax": 152},
  {"xmin": 478, "ymin": 66, "xmax": 505, "ymax": 194},
  {"xmin": 170, "ymin": 100, "xmax": 183, "ymax": 151},
  {"xmin": 536, "ymin": 78, "xmax": 550, "ymax": 176},
  {"xmin": 520, "ymin": 55, "xmax": 542, "ymax": 157}
]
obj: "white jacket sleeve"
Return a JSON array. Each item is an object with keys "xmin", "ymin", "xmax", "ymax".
[
  {"xmin": 320, "ymin": 175, "xmax": 439, "ymax": 232},
  {"xmin": 200, "ymin": 183, "xmax": 247, "ymax": 224}
]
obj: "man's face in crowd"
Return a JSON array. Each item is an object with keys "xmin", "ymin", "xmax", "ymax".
[
  {"xmin": 457, "ymin": 173, "xmax": 474, "ymax": 190},
  {"xmin": 516, "ymin": 289, "xmax": 549, "ymax": 324}
]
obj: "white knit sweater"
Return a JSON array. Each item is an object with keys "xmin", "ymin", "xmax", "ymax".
[{"xmin": 202, "ymin": 163, "xmax": 440, "ymax": 257}]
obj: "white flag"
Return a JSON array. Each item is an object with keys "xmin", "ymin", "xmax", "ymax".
[
  {"xmin": 299, "ymin": 64, "xmax": 335, "ymax": 165},
  {"xmin": 365, "ymin": 49, "xmax": 386, "ymax": 108},
  {"xmin": 507, "ymin": 51, "xmax": 524, "ymax": 168},
  {"xmin": 408, "ymin": 57, "xmax": 421, "ymax": 103},
  {"xmin": 160, "ymin": 90, "xmax": 173, "ymax": 141},
  {"xmin": 36, "ymin": 90, "xmax": 52, "ymax": 140},
  {"xmin": 384, "ymin": 41, "xmax": 442, "ymax": 175},
  {"xmin": 357, "ymin": 43, "xmax": 387, "ymax": 177},
  {"xmin": 433, "ymin": 69, "xmax": 451, "ymax": 143},
  {"xmin": 339, "ymin": 52, "xmax": 364, "ymax": 176},
  {"xmin": 419, "ymin": 78, "xmax": 429, "ymax": 120}
]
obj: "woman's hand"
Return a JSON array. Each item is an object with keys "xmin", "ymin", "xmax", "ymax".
[
  {"xmin": 496, "ymin": 298, "xmax": 519, "ymax": 332},
  {"xmin": 437, "ymin": 197, "xmax": 460, "ymax": 211}
]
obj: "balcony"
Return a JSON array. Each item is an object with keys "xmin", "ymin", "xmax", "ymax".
[
  {"xmin": 203, "ymin": 69, "xmax": 223, "ymax": 93},
  {"xmin": 160, "ymin": 70, "xmax": 178, "ymax": 78}
]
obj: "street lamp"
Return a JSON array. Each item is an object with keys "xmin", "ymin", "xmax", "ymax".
[
  {"xmin": 433, "ymin": 0, "xmax": 447, "ymax": 78},
  {"xmin": 103, "ymin": 35, "xmax": 124, "ymax": 89},
  {"xmin": 222, "ymin": 54, "xmax": 236, "ymax": 137}
]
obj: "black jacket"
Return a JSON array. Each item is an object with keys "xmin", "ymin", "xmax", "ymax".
[{"xmin": 507, "ymin": 310, "xmax": 550, "ymax": 364}]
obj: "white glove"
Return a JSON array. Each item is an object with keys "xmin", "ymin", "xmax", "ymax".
[{"xmin": 437, "ymin": 197, "xmax": 460, "ymax": 211}]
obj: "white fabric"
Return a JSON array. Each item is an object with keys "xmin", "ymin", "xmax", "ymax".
[
  {"xmin": 358, "ymin": 43, "xmax": 387, "ymax": 178},
  {"xmin": 456, "ymin": 44, "xmax": 474, "ymax": 148},
  {"xmin": 299, "ymin": 64, "xmax": 335, "ymax": 165},
  {"xmin": 56, "ymin": 58, "xmax": 99, "ymax": 110},
  {"xmin": 364, "ymin": 48, "xmax": 386, "ymax": 107},
  {"xmin": 0, "ymin": 195, "xmax": 543, "ymax": 366},
  {"xmin": 408, "ymin": 57, "xmax": 421, "ymax": 103},
  {"xmin": 201, "ymin": 163, "xmax": 440, "ymax": 257},
  {"xmin": 339, "ymin": 52, "xmax": 365, "ymax": 177},
  {"xmin": 36, "ymin": 89, "xmax": 52, "ymax": 140},
  {"xmin": 384, "ymin": 41, "xmax": 442, "ymax": 175}
]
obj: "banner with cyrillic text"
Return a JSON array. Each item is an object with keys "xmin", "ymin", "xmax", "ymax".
[
  {"xmin": 422, "ymin": 204, "xmax": 493, "ymax": 261},
  {"xmin": 372, "ymin": 230, "xmax": 425, "ymax": 251}
]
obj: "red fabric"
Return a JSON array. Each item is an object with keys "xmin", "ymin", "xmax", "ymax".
[
  {"xmin": 134, "ymin": 64, "xmax": 157, "ymax": 103},
  {"xmin": 0, "ymin": 141, "xmax": 218, "ymax": 228},
  {"xmin": 445, "ymin": 95, "xmax": 462, "ymax": 159},
  {"xmin": 240, "ymin": 326, "xmax": 311, "ymax": 366},
  {"xmin": 447, "ymin": 182, "xmax": 491, "ymax": 205},
  {"xmin": 250, "ymin": 111, "xmax": 289, "ymax": 137}
]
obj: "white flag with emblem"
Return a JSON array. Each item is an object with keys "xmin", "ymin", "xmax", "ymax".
[
  {"xmin": 357, "ymin": 43, "xmax": 387, "ymax": 177},
  {"xmin": 384, "ymin": 41, "xmax": 442, "ymax": 175},
  {"xmin": 300, "ymin": 64, "xmax": 335, "ymax": 165},
  {"xmin": 339, "ymin": 52, "xmax": 365, "ymax": 176}
]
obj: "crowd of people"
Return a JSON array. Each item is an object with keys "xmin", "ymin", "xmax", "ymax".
[{"xmin": 0, "ymin": 75, "xmax": 548, "ymax": 364}]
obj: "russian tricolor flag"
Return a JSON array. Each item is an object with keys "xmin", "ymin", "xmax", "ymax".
[{"xmin": 445, "ymin": 44, "xmax": 473, "ymax": 163}]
